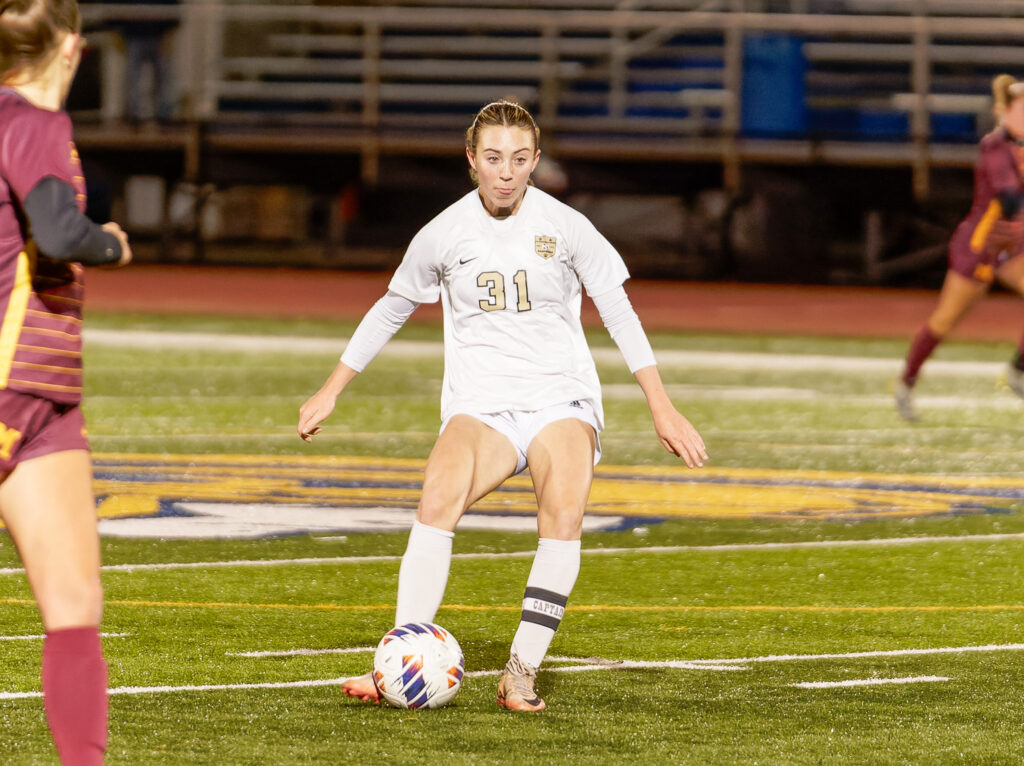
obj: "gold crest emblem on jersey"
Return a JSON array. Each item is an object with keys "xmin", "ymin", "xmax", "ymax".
[{"xmin": 534, "ymin": 235, "xmax": 557, "ymax": 259}]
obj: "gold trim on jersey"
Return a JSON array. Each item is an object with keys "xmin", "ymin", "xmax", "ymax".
[
  {"xmin": 16, "ymin": 343, "xmax": 81, "ymax": 358},
  {"xmin": 7, "ymin": 378, "xmax": 81, "ymax": 394},
  {"xmin": 0, "ymin": 246, "xmax": 35, "ymax": 388},
  {"xmin": 26, "ymin": 291, "xmax": 82, "ymax": 307},
  {"xmin": 12, "ymin": 360, "xmax": 80, "ymax": 375},
  {"xmin": 970, "ymin": 200, "xmax": 1002, "ymax": 253},
  {"xmin": 26, "ymin": 308, "xmax": 82, "ymax": 325},
  {"xmin": 534, "ymin": 235, "xmax": 557, "ymax": 259},
  {"xmin": 19, "ymin": 325, "xmax": 79, "ymax": 341}
]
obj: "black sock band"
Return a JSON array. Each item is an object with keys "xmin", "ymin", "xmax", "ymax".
[{"xmin": 521, "ymin": 587, "xmax": 568, "ymax": 631}]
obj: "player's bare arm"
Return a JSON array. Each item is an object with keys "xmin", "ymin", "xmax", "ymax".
[
  {"xmin": 634, "ymin": 365, "xmax": 707, "ymax": 467},
  {"xmin": 298, "ymin": 361, "xmax": 358, "ymax": 441}
]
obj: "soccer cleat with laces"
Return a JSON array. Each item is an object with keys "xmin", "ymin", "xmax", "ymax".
[
  {"xmin": 1007, "ymin": 364, "xmax": 1024, "ymax": 400},
  {"xmin": 894, "ymin": 379, "xmax": 918, "ymax": 422},
  {"xmin": 342, "ymin": 672, "xmax": 380, "ymax": 703},
  {"xmin": 496, "ymin": 654, "xmax": 546, "ymax": 712}
]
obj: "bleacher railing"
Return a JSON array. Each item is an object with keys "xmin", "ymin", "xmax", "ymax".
[{"xmin": 79, "ymin": 1, "xmax": 1024, "ymax": 198}]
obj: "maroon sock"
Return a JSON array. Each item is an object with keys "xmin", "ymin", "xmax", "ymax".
[
  {"xmin": 902, "ymin": 325, "xmax": 942, "ymax": 386},
  {"xmin": 42, "ymin": 627, "xmax": 108, "ymax": 766},
  {"xmin": 1014, "ymin": 338, "xmax": 1024, "ymax": 371}
]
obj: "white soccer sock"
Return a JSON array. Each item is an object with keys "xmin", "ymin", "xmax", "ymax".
[
  {"xmin": 509, "ymin": 537, "xmax": 582, "ymax": 669},
  {"xmin": 394, "ymin": 520, "xmax": 454, "ymax": 627}
]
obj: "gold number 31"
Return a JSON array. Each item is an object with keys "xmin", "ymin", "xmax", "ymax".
[{"xmin": 477, "ymin": 270, "xmax": 532, "ymax": 312}]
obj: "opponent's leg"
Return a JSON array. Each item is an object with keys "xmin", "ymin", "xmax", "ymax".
[
  {"xmin": 0, "ymin": 450, "xmax": 106, "ymax": 766},
  {"xmin": 898, "ymin": 270, "xmax": 988, "ymax": 419},
  {"xmin": 996, "ymin": 255, "xmax": 1024, "ymax": 398}
]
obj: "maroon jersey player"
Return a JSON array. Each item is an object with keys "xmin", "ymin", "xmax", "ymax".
[
  {"xmin": 0, "ymin": 1, "xmax": 131, "ymax": 764},
  {"xmin": 896, "ymin": 74, "xmax": 1024, "ymax": 420}
]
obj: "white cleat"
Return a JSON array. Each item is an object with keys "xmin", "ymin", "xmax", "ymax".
[
  {"xmin": 1007, "ymin": 364, "xmax": 1024, "ymax": 400},
  {"xmin": 894, "ymin": 380, "xmax": 918, "ymax": 422}
]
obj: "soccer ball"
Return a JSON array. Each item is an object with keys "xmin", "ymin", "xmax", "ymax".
[{"xmin": 372, "ymin": 622, "xmax": 465, "ymax": 709}]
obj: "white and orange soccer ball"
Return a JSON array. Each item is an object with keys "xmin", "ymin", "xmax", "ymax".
[{"xmin": 372, "ymin": 622, "xmax": 465, "ymax": 709}]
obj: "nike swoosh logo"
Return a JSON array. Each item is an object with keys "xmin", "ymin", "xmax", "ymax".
[{"xmin": 459, "ymin": 257, "xmax": 478, "ymax": 265}]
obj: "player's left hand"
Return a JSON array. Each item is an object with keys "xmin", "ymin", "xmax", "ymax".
[
  {"xmin": 652, "ymin": 407, "xmax": 707, "ymax": 468},
  {"xmin": 102, "ymin": 221, "xmax": 132, "ymax": 267}
]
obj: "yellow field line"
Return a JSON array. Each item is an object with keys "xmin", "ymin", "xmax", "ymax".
[{"xmin": 6, "ymin": 598, "xmax": 1024, "ymax": 613}]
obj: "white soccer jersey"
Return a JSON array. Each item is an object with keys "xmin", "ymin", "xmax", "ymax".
[{"xmin": 388, "ymin": 186, "xmax": 629, "ymax": 428}]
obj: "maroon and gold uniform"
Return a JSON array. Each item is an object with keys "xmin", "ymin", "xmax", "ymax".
[
  {"xmin": 0, "ymin": 88, "xmax": 118, "ymax": 469},
  {"xmin": 0, "ymin": 88, "xmax": 87, "ymax": 403},
  {"xmin": 948, "ymin": 128, "xmax": 1024, "ymax": 283}
]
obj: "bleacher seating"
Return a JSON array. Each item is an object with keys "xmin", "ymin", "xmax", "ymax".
[{"xmin": 76, "ymin": 1, "xmax": 1024, "ymax": 195}]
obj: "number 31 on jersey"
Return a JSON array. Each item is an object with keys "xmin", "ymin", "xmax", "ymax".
[{"xmin": 477, "ymin": 270, "xmax": 532, "ymax": 312}]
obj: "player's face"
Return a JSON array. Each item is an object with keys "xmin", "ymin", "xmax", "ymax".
[
  {"xmin": 1006, "ymin": 96, "xmax": 1024, "ymax": 138},
  {"xmin": 467, "ymin": 125, "xmax": 540, "ymax": 217}
]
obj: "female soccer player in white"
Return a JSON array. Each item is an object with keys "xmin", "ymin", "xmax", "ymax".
[{"xmin": 298, "ymin": 99, "xmax": 707, "ymax": 712}]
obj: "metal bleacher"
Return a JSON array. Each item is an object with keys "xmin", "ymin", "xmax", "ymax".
[{"xmin": 74, "ymin": 0, "xmax": 1024, "ymax": 203}]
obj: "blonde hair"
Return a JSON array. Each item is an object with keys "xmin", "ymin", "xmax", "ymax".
[
  {"xmin": 0, "ymin": 0, "xmax": 80, "ymax": 82},
  {"xmin": 992, "ymin": 73, "xmax": 1024, "ymax": 120},
  {"xmin": 465, "ymin": 99, "xmax": 540, "ymax": 185}
]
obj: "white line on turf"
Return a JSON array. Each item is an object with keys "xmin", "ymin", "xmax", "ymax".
[
  {"xmin": 82, "ymin": 329, "xmax": 1002, "ymax": 377},
  {"xmin": 0, "ymin": 633, "xmax": 128, "ymax": 642},
  {"xmin": 0, "ymin": 677, "xmax": 359, "ymax": 701},
  {"xmin": 604, "ymin": 384, "xmax": 1021, "ymax": 409},
  {"xmin": 2, "ymin": 644, "xmax": 1017, "ymax": 701},
  {"xmin": 661, "ymin": 642, "xmax": 1024, "ymax": 666},
  {"xmin": 227, "ymin": 646, "xmax": 375, "ymax": 658},
  {"xmin": 791, "ymin": 676, "xmax": 950, "ymax": 689},
  {"xmin": 4, "ymin": 530, "xmax": 1023, "ymax": 576}
]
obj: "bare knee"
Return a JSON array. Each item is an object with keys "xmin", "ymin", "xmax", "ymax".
[
  {"xmin": 416, "ymin": 488, "xmax": 464, "ymax": 531},
  {"xmin": 538, "ymin": 507, "xmax": 584, "ymax": 541},
  {"xmin": 926, "ymin": 309, "xmax": 958, "ymax": 337},
  {"xmin": 415, "ymin": 506, "xmax": 460, "ymax": 531},
  {"xmin": 37, "ymin": 576, "xmax": 103, "ymax": 631}
]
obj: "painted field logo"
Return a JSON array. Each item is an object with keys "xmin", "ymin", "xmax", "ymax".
[{"xmin": 75, "ymin": 454, "xmax": 1024, "ymax": 539}]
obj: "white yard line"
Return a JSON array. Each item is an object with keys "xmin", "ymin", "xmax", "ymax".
[
  {"xmin": 0, "ymin": 633, "xmax": 128, "ymax": 642},
  {"xmin": 3, "ymin": 643, "xmax": 1014, "ymax": 701},
  {"xmin": 791, "ymin": 676, "xmax": 950, "ymax": 689},
  {"xmin": 603, "ymin": 385, "xmax": 1019, "ymax": 408},
  {"xmin": 227, "ymin": 646, "xmax": 375, "ymax": 658},
  {"xmin": 5, "ymin": 531, "xmax": 1024, "ymax": 576},
  {"xmin": 82, "ymin": 328, "xmax": 1002, "ymax": 377},
  {"xmin": 678, "ymin": 642, "xmax": 1024, "ymax": 667},
  {"xmin": 0, "ymin": 677, "xmax": 359, "ymax": 701}
]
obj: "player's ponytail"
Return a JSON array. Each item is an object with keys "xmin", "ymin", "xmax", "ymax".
[
  {"xmin": 992, "ymin": 74, "xmax": 1024, "ymax": 121},
  {"xmin": 0, "ymin": 0, "xmax": 80, "ymax": 82}
]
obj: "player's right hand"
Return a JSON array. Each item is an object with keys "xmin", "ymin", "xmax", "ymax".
[{"xmin": 298, "ymin": 391, "xmax": 336, "ymax": 442}]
